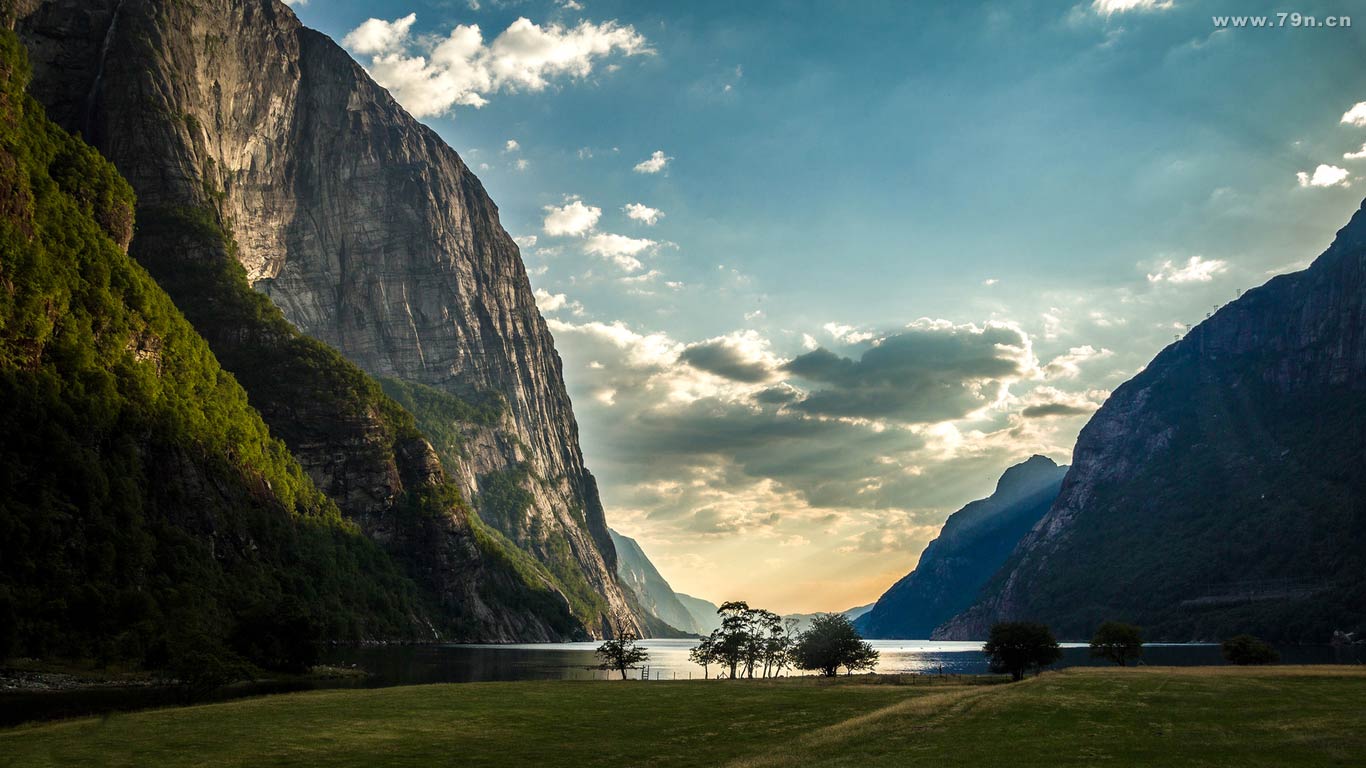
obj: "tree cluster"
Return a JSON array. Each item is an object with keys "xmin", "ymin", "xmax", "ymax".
[{"xmin": 689, "ymin": 602, "xmax": 878, "ymax": 679}]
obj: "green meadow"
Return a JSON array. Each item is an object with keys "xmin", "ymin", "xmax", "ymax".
[{"xmin": 3, "ymin": 667, "xmax": 1362, "ymax": 767}]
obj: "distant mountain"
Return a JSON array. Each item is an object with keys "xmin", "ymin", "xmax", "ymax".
[
  {"xmin": 786, "ymin": 604, "xmax": 875, "ymax": 635},
  {"xmin": 609, "ymin": 529, "xmax": 699, "ymax": 636},
  {"xmin": 676, "ymin": 594, "xmax": 722, "ymax": 634},
  {"xmin": 855, "ymin": 456, "xmax": 1067, "ymax": 639},
  {"xmin": 939, "ymin": 202, "xmax": 1366, "ymax": 643}
]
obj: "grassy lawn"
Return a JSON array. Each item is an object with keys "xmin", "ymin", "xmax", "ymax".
[{"xmin": 1, "ymin": 667, "xmax": 1362, "ymax": 767}]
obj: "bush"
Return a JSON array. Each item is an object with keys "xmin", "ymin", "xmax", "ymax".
[{"xmin": 1222, "ymin": 635, "xmax": 1279, "ymax": 665}]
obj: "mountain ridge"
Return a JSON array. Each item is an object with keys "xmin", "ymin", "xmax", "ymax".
[
  {"xmin": 855, "ymin": 455, "xmax": 1067, "ymax": 639},
  {"xmin": 937, "ymin": 201, "xmax": 1366, "ymax": 642}
]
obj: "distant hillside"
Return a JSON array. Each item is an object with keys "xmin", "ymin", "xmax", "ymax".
[
  {"xmin": 940, "ymin": 202, "xmax": 1366, "ymax": 643},
  {"xmin": 676, "ymin": 594, "xmax": 722, "ymax": 634},
  {"xmin": 786, "ymin": 604, "xmax": 875, "ymax": 635},
  {"xmin": 609, "ymin": 530, "xmax": 698, "ymax": 636},
  {"xmin": 856, "ymin": 456, "xmax": 1066, "ymax": 639}
]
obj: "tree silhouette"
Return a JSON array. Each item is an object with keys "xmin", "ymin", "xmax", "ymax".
[
  {"xmin": 790, "ymin": 613, "xmax": 879, "ymax": 677},
  {"xmin": 1090, "ymin": 621, "xmax": 1143, "ymax": 666},
  {"xmin": 983, "ymin": 622, "xmax": 1061, "ymax": 681},
  {"xmin": 596, "ymin": 632, "xmax": 649, "ymax": 679}
]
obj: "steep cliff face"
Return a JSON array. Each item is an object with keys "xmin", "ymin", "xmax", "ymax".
[
  {"xmin": 0, "ymin": 29, "xmax": 427, "ymax": 662},
  {"xmin": 939, "ymin": 203, "xmax": 1366, "ymax": 642},
  {"xmin": 855, "ymin": 456, "xmax": 1066, "ymax": 639},
  {"xmin": 609, "ymin": 529, "xmax": 699, "ymax": 636},
  {"xmin": 14, "ymin": 0, "xmax": 630, "ymax": 638}
]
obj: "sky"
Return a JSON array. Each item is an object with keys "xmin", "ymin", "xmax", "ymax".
[{"xmin": 285, "ymin": 0, "xmax": 1366, "ymax": 613}]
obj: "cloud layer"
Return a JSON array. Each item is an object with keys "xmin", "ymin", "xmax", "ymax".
[{"xmin": 343, "ymin": 15, "xmax": 649, "ymax": 117}]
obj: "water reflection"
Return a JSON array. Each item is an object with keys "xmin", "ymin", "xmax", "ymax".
[
  {"xmin": 323, "ymin": 639, "xmax": 1365, "ymax": 686},
  {"xmin": 4, "ymin": 640, "xmax": 1360, "ymax": 727}
]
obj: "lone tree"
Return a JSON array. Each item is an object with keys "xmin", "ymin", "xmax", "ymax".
[
  {"xmin": 689, "ymin": 635, "xmax": 718, "ymax": 679},
  {"xmin": 1090, "ymin": 621, "xmax": 1143, "ymax": 666},
  {"xmin": 983, "ymin": 621, "xmax": 1062, "ymax": 681},
  {"xmin": 1221, "ymin": 635, "xmax": 1279, "ymax": 666},
  {"xmin": 790, "ymin": 613, "xmax": 879, "ymax": 677},
  {"xmin": 596, "ymin": 632, "xmax": 649, "ymax": 679}
]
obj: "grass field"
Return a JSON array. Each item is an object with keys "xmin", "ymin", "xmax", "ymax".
[{"xmin": 2, "ymin": 667, "xmax": 1362, "ymax": 767}]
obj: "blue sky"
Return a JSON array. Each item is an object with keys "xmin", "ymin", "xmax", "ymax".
[{"xmin": 287, "ymin": 0, "xmax": 1366, "ymax": 612}]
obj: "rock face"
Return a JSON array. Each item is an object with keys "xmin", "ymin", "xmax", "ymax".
[
  {"xmin": 855, "ymin": 456, "xmax": 1066, "ymax": 639},
  {"xmin": 0, "ymin": 31, "xmax": 427, "ymax": 662},
  {"xmin": 676, "ymin": 594, "xmax": 722, "ymax": 635},
  {"xmin": 938, "ymin": 203, "xmax": 1366, "ymax": 642},
  {"xmin": 609, "ymin": 529, "xmax": 699, "ymax": 635},
  {"xmin": 14, "ymin": 0, "xmax": 641, "ymax": 637}
]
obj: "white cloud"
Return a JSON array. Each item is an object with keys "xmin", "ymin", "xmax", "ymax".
[
  {"xmin": 633, "ymin": 150, "xmax": 672, "ymax": 174},
  {"xmin": 1344, "ymin": 144, "xmax": 1366, "ymax": 161},
  {"xmin": 1092, "ymin": 0, "xmax": 1173, "ymax": 14},
  {"xmin": 513, "ymin": 235, "xmax": 538, "ymax": 249},
  {"xmin": 1043, "ymin": 345, "xmax": 1114, "ymax": 379},
  {"xmin": 584, "ymin": 233, "xmax": 657, "ymax": 271},
  {"xmin": 982, "ymin": 278, "xmax": 999, "ymax": 286},
  {"xmin": 514, "ymin": 158, "xmax": 530, "ymax": 171},
  {"xmin": 534, "ymin": 288, "xmax": 569, "ymax": 312},
  {"xmin": 344, "ymin": 15, "xmax": 649, "ymax": 118},
  {"xmin": 343, "ymin": 14, "xmax": 417, "ymax": 55},
  {"xmin": 822, "ymin": 322, "xmax": 876, "ymax": 345},
  {"xmin": 623, "ymin": 203, "xmax": 663, "ymax": 225},
  {"xmin": 282, "ymin": 0, "xmax": 307, "ymax": 6},
  {"xmin": 1341, "ymin": 102, "xmax": 1366, "ymax": 127},
  {"xmin": 505, "ymin": 139, "xmax": 520, "ymax": 152},
  {"xmin": 1146, "ymin": 255, "xmax": 1228, "ymax": 284},
  {"xmin": 1296, "ymin": 164, "xmax": 1351, "ymax": 188},
  {"xmin": 543, "ymin": 198, "xmax": 602, "ymax": 236}
]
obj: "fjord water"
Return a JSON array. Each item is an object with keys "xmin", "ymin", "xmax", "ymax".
[
  {"xmin": 5, "ymin": 641, "xmax": 1361, "ymax": 727},
  {"xmin": 323, "ymin": 640, "xmax": 1366, "ymax": 685}
]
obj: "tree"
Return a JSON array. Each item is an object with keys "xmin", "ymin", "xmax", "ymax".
[
  {"xmin": 1090, "ymin": 621, "xmax": 1143, "ymax": 666},
  {"xmin": 790, "ymin": 613, "xmax": 879, "ymax": 677},
  {"xmin": 714, "ymin": 601, "xmax": 754, "ymax": 679},
  {"xmin": 1221, "ymin": 635, "xmax": 1279, "ymax": 666},
  {"xmin": 596, "ymin": 632, "xmax": 649, "ymax": 679},
  {"xmin": 689, "ymin": 635, "xmax": 718, "ymax": 679},
  {"xmin": 983, "ymin": 622, "xmax": 1062, "ymax": 681}
]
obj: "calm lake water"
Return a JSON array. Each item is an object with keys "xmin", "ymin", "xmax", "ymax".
[
  {"xmin": 5, "ymin": 640, "xmax": 1362, "ymax": 726},
  {"xmin": 323, "ymin": 639, "xmax": 1366, "ymax": 685}
]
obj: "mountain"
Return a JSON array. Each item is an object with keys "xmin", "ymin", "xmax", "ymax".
[
  {"xmin": 855, "ymin": 456, "xmax": 1067, "ymax": 639},
  {"xmin": 676, "ymin": 594, "xmax": 722, "ymax": 634},
  {"xmin": 785, "ymin": 604, "xmax": 875, "ymax": 635},
  {"xmin": 938, "ymin": 203, "xmax": 1366, "ymax": 643},
  {"xmin": 0, "ymin": 29, "xmax": 433, "ymax": 664},
  {"xmin": 609, "ymin": 530, "xmax": 701, "ymax": 636},
  {"xmin": 10, "ymin": 0, "xmax": 641, "ymax": 637}
]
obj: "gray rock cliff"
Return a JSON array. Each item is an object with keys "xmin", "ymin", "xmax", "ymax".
[{"xmin": 13, "ymin": 0, "xmax": 642, "ymax": 637}]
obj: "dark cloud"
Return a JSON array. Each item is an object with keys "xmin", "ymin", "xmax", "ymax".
[
  {"xmin": 1021, "ymin": 402, "xmax": 1094, "ymax": 418},
  {"xmin": 753, "ymin": 386, "xmax": 800, "ymax": 405},
  {"xmin": 679, "ymin": 340, "xmax": 774, "ymax": 382},
  {"xmin": 782, "ymin": 326, "xmax": 1029, "ymax": 424}
]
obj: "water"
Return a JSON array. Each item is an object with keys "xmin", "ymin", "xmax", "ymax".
[
  {"xmin": 4, "ymin": 640, "xmax": 1360, "ymax": 726},
  {"xmin": 323, "ymin": 639, "xmax": 1366, "ymax": 685}
]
